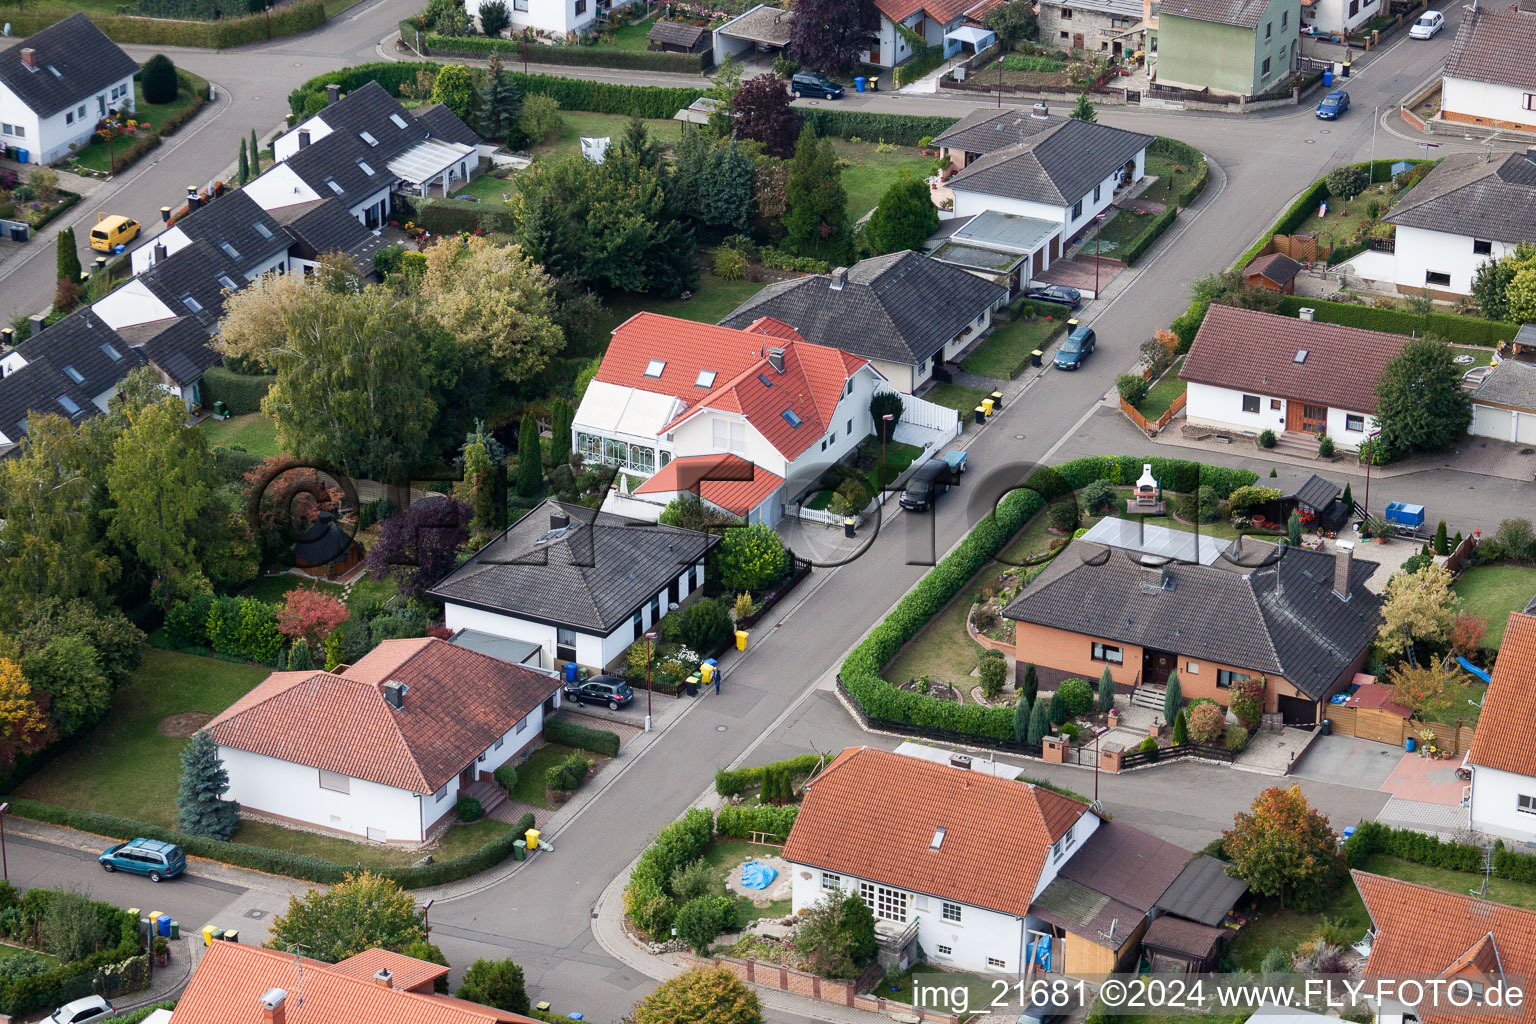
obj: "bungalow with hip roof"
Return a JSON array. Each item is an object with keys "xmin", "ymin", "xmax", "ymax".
[
  {"xmin": 1465, "ymin": 611, "xmax": 1536, "ymax": 843},
  {"xmin": 0, "ymin": 13, "xmax": 138, "ymax": 165}
]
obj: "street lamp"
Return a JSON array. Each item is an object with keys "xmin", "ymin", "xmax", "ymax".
[
  {"xmin": 1093, "ymin": 213, "xmax": 1108, "ymax": 297},
  {"xmin": 0, "ymin": 802, "xmax": 9, "ymax": 883},
  {"xmin": 419, "ymin": 898, "xmax": 434, "ymax": 940},
  {"xmin": 1362, "ymin": 426, "xmax": 1382, "ymax": 526},
  {"xmin": 879, "ymin": 413, "xmax": 895, "ymax": 495},
  {"xmin": 644, "ymin": 630, "xmax": 659, "ymax": 733}
]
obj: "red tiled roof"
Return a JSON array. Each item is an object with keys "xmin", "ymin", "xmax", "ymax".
[
  {"xmin": 207, "ymin": 638, "xmax": 559, "ymax": 794},
  {"xmin": 1467, "ymin": 612, "xmax": 1536, "ymax": 776},
  {"xmin": 331, "ymin": 948, "xmax": 449, "ymax": 992},
  {"xmin": 782, "ymin": 747, "xmax": 1089, "ymax": 917},
  {"xmin": 747, "ymin": 315, "xmax": 806, "ymax": 341},
  {"xmin": 1179, "ymin": 304, "xmax": 1407, "ymax": 414},
  {"xmin": 632, "ymin": 453, "xmax": 783, "ymax": 515},
  {"xmin": 595, "ymin": 312, "xmax": 790, "ymax": 401},
  {"xmin": 171, "ymin": 941, "xmax": 537, "ymax": 1024},
  {"xmin": 1354, "ymin": 871, "xmax": 1536, "ymax": 1024},
  {"xmin": 875, "ymin": 0, "xmax": 987, "ymax": 25}
]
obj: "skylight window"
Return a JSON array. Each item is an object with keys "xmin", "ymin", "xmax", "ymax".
[
  {"xmin": 781, "ymin": 410, "xmax": 803, "ymax": 428},
  {"xmin": 695, "ymin": 369, "xmax": 717, "ymax": 388},
  {"xmin": 217, "ymin": 274, "xmax": 238, "ymax": 290},
  {"xmin": 757, "ymin": 374, "xmax": 773, "ymax": 388},
  {"xmin": 1293, "ymin": 349, "xmax": 1308, "ymax": 364},
  {"xmin": 219, "ymin": 241, "xmax": 240, "ymax": 259},
  {"xmin": 99, "ymin": 343, "xmax": 122, "ymax": 362},
  {"xmin": 357, "ymin": 158, "xmax": 375, "ymax": 176},
  {"xmin": 324, "ymin": 177, "xmax": 344, "ymax": 195},
  {"xmin": 62, "ymin": 365, "xmax": 84, "ymax": 385},
  {"xmin": 359, "ymin": 130, "xmax": 379, "ymax": 147},
  {"xmin": 181, "ymin": 294, "xmax": 203, "ymax": 313},
  {"xmin": 930, "ymin": 827, "xmax": 946, "ymax": 850},
  {"xmin": 47, "ymin": 65, "xmax": 61, "ymax": 78},
  {"xmin": 389, "ymin": 113, "xmax": 409, "ymax": 129},
  {"xmin": 252, "ymin": 222, "xmax": 274, "ymax": 240},
  {"xmin": 644, "ymin": 359, "xmax": 666, "ymax": 378},
  {"xmin": 56, "ymin": 395, "xmax": 79, "ymax": 414}
]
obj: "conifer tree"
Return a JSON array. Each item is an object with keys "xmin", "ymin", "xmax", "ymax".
[{"xmin": 176, "ymin": 730, "xmax": 240, "ymax": 839}]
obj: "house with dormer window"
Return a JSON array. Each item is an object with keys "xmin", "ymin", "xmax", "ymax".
[{"xmin": 0, "ymin": 14, "xmax": 138, "ymax": 165}]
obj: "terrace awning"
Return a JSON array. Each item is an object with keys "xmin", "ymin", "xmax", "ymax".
[{"xmin": 944, "ymin": 24, "xmax": 995, "ymax": 46}]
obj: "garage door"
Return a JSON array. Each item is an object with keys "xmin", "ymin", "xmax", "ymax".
[
  {"xmin": 1277, "ymin": 694, "xmax": 1316, "ymax": 726},
  {"xmin": 1471, "ymin": 404, "xmax": 1512, "ymax": 441},
  {"xmin": 1519, "ymin": 411, "xmax": 1536, "ymax": 445}
]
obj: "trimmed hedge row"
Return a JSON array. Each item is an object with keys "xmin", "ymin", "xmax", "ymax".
[
  {"xmin": 1148, "ymin": 137, "xmax": 1211, "ymax": 210},
  {"xmin": 544, "ymin": 715, "xmax": 621, "ymax": 757},
  {"xmin": 426, "ymin": 33, "xmax": 708, "ymax": 73},
  {"xmin": 119, "ymin": 1003, "xmax": 178, "ymax": 1024},
  {"xmin": 0, "ymin": 887, "xmax": 146, "ymax": 1018},
  {"xmin": 715, "ymin": 803, "xmax": 798, "ymax": 840},
  {"xmin": 623, "ymin": 807, "xmax": 714, "ymax": 936},
  {"xmin": 29, "ymin": 191, "xmax": 80, "ymax": 235},
  {"xmin": 1116, "ymin": 204, "xmax": 1177, "ymax": 266},
  {"xmin": 10, "ymin": 800, "xmax": 533, "ymax": 889},
  {"xmin": 714, "ymin": 753, "xmax": 825, "ymax": 796},
  {"xmin": 804, "ymin": 109, "xmax": 959, "ymax": 147},
  {"xmin": 1274, "ymin": 295, "xmax": 1518, "ymax": 346},
  {"xmin": 1343, "ymin": 820, "xmax": 1536, "ymax": 883},
  {"xmin": 201, "ymin": 366, "xmax": 273, "ymax": 415},
  {"xmin": 837, "ymin": 456, "xmax": 1256, "ymax": 742},
  {"xmin": 3, "ymin": 1, "xmax": 325, "ymax": 48}
]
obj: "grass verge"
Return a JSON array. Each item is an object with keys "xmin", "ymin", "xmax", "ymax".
[
  {"xmin": 960, "ymin": 306, "xmax": 1072, "ymax": 380},
  {"xmin": 509, "ymin": 743, "xmax": 580, "ymax": 808},
  {"xmin": 922, "ymin": 383, "xmax": 991, "ymax": 414},
  {"xmin": 234, "ymin": 817, "xmax": 513, "ymax": 868}
]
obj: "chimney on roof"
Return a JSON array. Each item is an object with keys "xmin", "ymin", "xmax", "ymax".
[
  {"xmin": 550, "ymin": 509, "xmax": 570, "ymax": 531},
  {"xmin": 1031, "ymin": 100, "xmax": 1050, "ymax": 119},
  {"xmin": 19, "ymin": 48, "xmax": 35, "ymax": 70},
  {"xmin": 374, "ymin": 967, "xmax": 394, "ymax": 988},
  {"xmin": 383, "ymin": 680, "xmax": 406, "ymax": 710},
  {"xmin": 326, "ymin": 83, "xmax": 341, "ymax": 105},
  {"xmin": 27, "ymin": 314, "xmax": 44, "ymax": 339},
  {"xmin": 259, "ymin": 989, "xmax": 287, "ymax": 1024},
  {"xmin": 1333, "ymin": 541, "xmax": 1354, "ymax": 602},
  {"xmin": 152, "ymin": 242, "xmax": 167, "ymax": 265},
  {"xmin": 828, "ymin": 267, "xmax": 847, "ymax": 291},
  {"xmin": 767, "ymin": 347, "xmax": 785, "ymax": 373},
  {"xmin": 298, "ymin": 128, "xmax": 311, "ymax": 150}
]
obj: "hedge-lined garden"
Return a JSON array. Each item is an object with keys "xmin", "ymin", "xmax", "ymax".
[
  {"xmin": 1274, "ymin": 295, "xmax": 1519, "ymax": 347},
  {"xmin": 837, "ymin": 456, "xmax": 1258, "ymax": 746},
  {"xmin": 423, "ymin": 32, "xmax": 709, "ymax": 72},
  {"xmin": 544, "ymin": 716, "xmax": 621, "ymax": 757},
  {"xmin": 1, "ymin": 0, "xmax": 325, "ymax": 48},
  {"xmin": 1344, "ymin": 820, "xmax": 1536, "ymax": 883},
  {"xmin": 0, "ymin": 884, "xmax": 149, "ymax": 1019}
]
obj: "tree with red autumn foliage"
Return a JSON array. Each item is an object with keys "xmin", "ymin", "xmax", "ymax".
[
  {"xmin": 1222, "ymin": 785, "xmax": 1342, "ymax": 910},
  {"xmin": 243, "ymin": 458, "xmax": 342, "ymax": 564},
  {"xmin": 365, "ymin": 496, "xmax": 471, "ymax": 601},
  {"xmin": 1448, "ymin": 613, "xmax": 1487, "ymax": 660},
  {"xmin": 730, "ymin": 74, "xmax": 801, "ymax": 160},
  {"xmin": 276, "ymin": 589, "xmax": 350, "ymax": 647}
]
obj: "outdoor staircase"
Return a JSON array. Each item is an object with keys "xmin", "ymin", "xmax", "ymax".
[
  {"xmin": 1273, "ymin": 431, "xmax": 1321, "ymax": 459},
  {"xmin": 464, "ymin": 778, "xmax": 508, "ymax": 816},
  {"xmin": 1129, "ymin": 684, "xmax": 1166, "ymax": 713}
]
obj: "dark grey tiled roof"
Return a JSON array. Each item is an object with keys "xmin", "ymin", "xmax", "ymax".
[
  {"xmin": 648, "ymin": 19, "xmax": 708, "ymax": 45},
  {"xmin": 1160, "ymin": 0, "xmax": 1271, "ymax": 27},
  {"xmin": 1473, "ymin": 357, "xmax": 1536, "ymax": 412},
  {"xmin": 1445, "ymin": 2, "xmax": 1536, "ymax": 93},
  {"xmin": 12, "ymin": 307, "xmax": 136, "ymax": 400},
  {"xmin": 1268, "ymin": 473, "xmax": 1341, "ymax": 511},
  {"xmin": 0, "ymin": 352, "xmax": 102, "ymax": 444},
  {"xmin": 1002, "ymin": 540, "xmax": 1382, "ymax": 700},
  {"xmin": 411, "ymin": 103, "xmax": 479, "ymax": 148},
  {"xmin": 428, "ymin": 500, "xmax": 718, "ymax": 633},
  {"xmin": 281, "ymin": 197, "xmax": 381, "ymax": 270},
  {"xmin": 1155, "ymin": 855, "xmax": 1250, "ymax": 926},
  {"xmin": 718, "ymin": 251, "xmax": 1005, "ymax": 365},
  {"xmin": 286, "ymin": 129, "xmax": 396, "ymax": 205},
  {"xmin": 948, "ymin": 118, "xmax": 1153, "ymax": 206},
  {"xmin": 312, "ymin": 80, "xmax": 425, "ymax": 158},
  {"xmin": 136, "ymin": 239, "xmax": 243, "ymax": 328},
  {"xmin": 1384, "ymin": 151, "xmax": 1536, "ymax": 246},
  {"xmin": 1057, "ymin": 820, "xmax": 1192, "ymax": 913},
  {"xmin": 169, "ymin": 191, "xmax": 289, "ymax": 274},
  {"xmin": 931, "ymin": 107, "xmax": 1066, "ymax": 156},
  {"xmin": 139, "ymin": 316, "xmax": 219, "ymax": 386},
  {"xmin": 0, "ymin": 14, "xmax": 139, "ymax": 118}
]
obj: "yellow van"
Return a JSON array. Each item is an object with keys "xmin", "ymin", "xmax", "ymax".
[{"xmin": 90, "ymin": 213, "xmax": 139, "ymax": 252}]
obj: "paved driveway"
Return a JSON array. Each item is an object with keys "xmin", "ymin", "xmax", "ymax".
[{"xmin": 1288, "ymin": 734, "xmax": 1403, "ymax": 789}]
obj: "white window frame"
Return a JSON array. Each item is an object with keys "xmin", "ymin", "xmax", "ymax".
[
  {"xmin": 318, "ymin": 769, "xmax": 351, "ymax": 793},
  {"xmin": 822, "ymin": 871, "xmax": 842, "ymax": 891},
  {"xmin": 1092, "ymin": 642, "xmax": 1123, "ymax": 664},
  {"xmin": 941, "ymin": 901, "xmax": 963, "ymax": 923},
  {"xmin": 936, "ymin": 944, "xmax": 953, "ymax": 956},
  {"xmin": 1518, "ymin": 794, "xmax": 1536, "ymax": 815},
  {"xmin": 1345, "ymin": 414, "xmax": 1366, "ymax": 432},
  {"xmin": 859, "ymin": 882, "xmax": 908, "ymax": 923}
]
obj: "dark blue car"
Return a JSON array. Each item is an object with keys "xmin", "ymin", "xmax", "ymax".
[
  {"xmin": 1315, "ymin": 90, "xmax": 1350, "ymax": 119},
  {"xmin": 1053, "ymin": 323, "xmax": 1096, "ymax": 370}
]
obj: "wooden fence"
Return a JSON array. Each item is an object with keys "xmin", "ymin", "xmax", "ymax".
[
  {"xmin": 1120, "ymin": 391, "xmax": 1188, "ymax": 435},
  {"xmin": 1443, "ymin": 532, "xmax": 1479, "ymax": 574},
  {"xmin": 1322, "ymin": 704, "xmax": 1476, "ymax": 754},
  {"xmin": 1271, "ymin": 232, "xmax": 1328, "ymax": 264}
]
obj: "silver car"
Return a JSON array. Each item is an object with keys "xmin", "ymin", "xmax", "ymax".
[{"xmin": 50, "ymin": 996, "xmax": 115, "ymax": 1024}]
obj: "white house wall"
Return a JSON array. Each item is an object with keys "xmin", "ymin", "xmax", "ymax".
[
  {"xmin": 130, "ymin": 226, "xmax": 191, "ymax": 274},
  {"xmin": 596, "ymin": 561, "xmax": 704, "ymax": 666},
  {"xmin": 92, "ymin": 278, "xmax": 176, "ymax": 330},
  {"xmin": 670, "ymin": 411, "xmax": 790, "ymax": 478},
  {"xmin": 1442, "ymin": 76, "xmax": 1536, "ymax": 133},
  {"xmin": 1305, "ymin": 0, "xmax": 1381, "ymax": 34},
  {"xmin": 0, "ymin": 73, "xmax": 134, "ymax": 165},
  {"xmin": 1470, "ymin": 765, "xmax": 1536, "ymax": 844},
  {"xmin": 1392, "ymin": 223, "xmax": 1517, "ymax": 297},
  {"xmin": 780, "ymin": 367, "xmax": 880, "ymax": 497},
  {"xmin": 1184, "ymin": 381, "xmax": 1376, "ymax": 445},
  {"xmin": 951, "ymin": 151, "xmax": 1144, "ymax": 240},
  {"xmin": 862, "ymin": 13, "xmax": 917, "ymax": 68},
  {"xmin": 243, "ymin": 164, "xmax": 322, "ymax": 212},
  {"xmin": 1031, "ymin": 809, "xmax": 1100, "ymax": 899},
  {"xmin": 218, "ymin": 745, "xmax": 425, "ymax": 842},
  {"xmin": 475, "ymin": 0, "xmax": 616, "ymax": 37}
]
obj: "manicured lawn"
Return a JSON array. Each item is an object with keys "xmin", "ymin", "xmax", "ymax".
[
  {"xmin": 595, "ymin": 11, "xmax": 660, "ymax": 51},
  {"xmin": 960, "ymin": 304, "xmax": 1074, "ymax": 380},
  {"xmin": 443, "ymin": 171, "xmax": 516, "ymax": 204},
  {"xmin": 1139, "ymin": 149, "xmax": 1204, "ymax": 207},
  {"xmin": 883, "ymin": 565, "xmax": 994, "ymax": 691},
  {"xmin": 698, "ymin": 838, "xmax": 792, "ymax": 923},
  {"xmin": 922, "ymin": 382, "xmax": 991, "ymax": 414},
  {"xmin": 16, "ymin": 648, "xmax": 270, "ymax": 826},
  {"xmin": 593, "ymin": 272, "xmax": 768, "ymax": 340},
  {"xmin": 238, "ymin": 574, "xmax": 399, "ymax": 613},
  {"xmin": 235, "ymin": 817, "xmax": 512, "ymax": 868},
  {"xmin": 1453, "ymin": 345, "xmax": 1495, "ymax": 367},
  {"xmin": 1092, "ymin": 207, "xmax": 1157, "ymax": 255},
  {"xmin": 532, "ymin": 111, "xmax": 680, "ymax": 162},
  {"xmin": 1454, "ymin": 564, "xmax": 1536, "ymax": 650},
  {"xmin": 832, "ymin": 138, "xmax": 932, "ymax": 220},
  {"xmin": 201, "ymin": 413, "xmax": 281, "ymax": 458},
  {"xmin": 1359, "ymin": 853, "xmax": 1536, "ymax": 909},
  {"xmin": 1135, "ymin": 357, "xmax": 1186, "ymax": 421},
  {"xmin": 1228, "ymin": 884, "xmax": 1368, "ymax": 971},
  {"xmin": 508, "ymin": 743, "xmax": 580, "ymax": 809},
  {"xmin": 71, "ymin": 81, "xmax": 203, "ymax": 173},
  {"xmin": 1288, "ymin": 185, "xmax": 1397, "ymax": 249}
]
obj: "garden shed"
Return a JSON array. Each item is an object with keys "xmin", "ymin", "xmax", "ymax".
[
  {"xmin": 291, "ymin": 510, "xmax": 364, "ymax": 577},
  {"xmin": 1141, "ymin": 914, "xmax": 1227, "ymax": 973},
  {"xmin": 647, "ymin": 19, "xmax": 710, "ymax": 54}
]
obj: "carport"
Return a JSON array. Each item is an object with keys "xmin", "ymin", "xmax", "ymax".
[{"xmin": 712, "ymin": 4, "xmax": 793, "ymax": 66}]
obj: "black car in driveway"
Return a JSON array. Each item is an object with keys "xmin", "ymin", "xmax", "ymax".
[
  {"xmin": 899, "ymin": 459, "xmax": 957, "ymax": 512},
  {"xmin": 1023, "ymin": 284, "xmax": 1081, "ymax": 309},
  {"xmin": 563, "ymin": 675, "xmax": 634, "ymax": 710}
]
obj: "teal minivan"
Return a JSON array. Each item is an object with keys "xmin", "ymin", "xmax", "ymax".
[{"xmin": 99, "ymin": 839, "xmax": 185, "ymax": 882}]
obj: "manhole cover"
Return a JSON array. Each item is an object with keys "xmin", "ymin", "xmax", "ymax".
[
  {"xmin": 1305, "ymin": 139, "xmax": 1316, "ymax": 144},
  {"xmin": 1014, "ymin": 434, "xmax": 1026, "ymax": 440},
  {"xmin": 244, "ymin": 909, "xmax": 266, "ymax": 920},
  {"xmin": 1319, "ymin": 129, "xmax": 1331, "ymax": 134},
  {"xmin": 715, "ymin": 725, "xmax": 728, "ymax": 732}
]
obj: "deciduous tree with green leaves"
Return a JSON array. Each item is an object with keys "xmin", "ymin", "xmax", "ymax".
[
  {"xmin": 430, "ymin": 64, "xmax": 477, "ymax": 125},
  {"xmin": 1377, "ymin": 563, "xmax": 1458, "ymax": 659},
  {"xmin": 711, "ymin": 523, "xmax": 791, "ymax": 592},
  {"xmin": 20, "ymin": 635, "xmax": 108, "ymax": 738},
  {"xmin": 793, "ymin": 892, "xmax": 877, "ymax": 978},
  {"xmin": 266, "ymin": 871, "xmax": 424, "ymax": 963},
  {"xmin": 1374, "ymin": 336, "xmax": 1471, "ymax": 453},
  {"xmin": 632, "ymin": 965, "xmax": 762, "ymax": 1024},
  {"xmin": 1222, "ymin": 785, "xmax": 1342, "ymax": 909},
  {"xmin": 176, "ymin": 729, "xmax": 240, "ymax": 840},
  {"xmin": 456, "ymin": 958, "xmax": 529, "ymax": 1014}
]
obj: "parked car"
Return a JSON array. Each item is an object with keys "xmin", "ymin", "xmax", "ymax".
[
  {"xmin": 1315, "ymin": 90, "xmax": 1350, "ymax": 120},
  {"xmin": 1023, "ymin": 284, "xmax": 1081, "ymax": 309},
  {"xmin": 1053, "ymin": 322, "xmax": 1096, "ymax": 370},
  {"xmin": 1409, "ymin": 10, "xmax": 1444, "ymax": 37},
  {"xmin": 899, "ymin": 459, "xmax": 956, "ymax": 512},
  {"xmin": 89, "ymin": 213, "xmax": 139, "ymax": 253},
  {"xmin": 563, "ymin": 675, "xmax": 634, "ymax": 710},
  {"xmin": 99, "ymin": 838, "xmax": 185, "ymax": 882},
  {"xmin": 50, "ymin": 996, "xmax": 115, "ymax": 1024},
  {"xmin": 790, "ymin": 71, "xmax": 844, "ymax": 100}
]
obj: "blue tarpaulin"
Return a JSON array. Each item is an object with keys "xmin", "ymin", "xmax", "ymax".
[{"xmin": 740, "ymin": 861, "xmax": 777, "ymax": 890}]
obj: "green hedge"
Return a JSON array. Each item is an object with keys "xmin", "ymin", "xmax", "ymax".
[
  {"xmin": 715, "ymin": 803, "xmax": 798, "ymax": 840},
  {"xmin": 837, "ymin": 456, "xmax": 1255, "ymax": 743},
  {"xmin": 118, "ymin": 1004, "xmax": 178, "ymax": 1024},
  {"xmin": 1342, "ymin": 819, "xmax": 1536, "ymax": 882},
  {"xmin": 544, "ymin": 715, "xmax": 620, "ymax": 757},
  {"xmin": 759, "ymin": 246, "xmax": 828, "ymax": 274},
  {"xmin": 397, "ymin": 195, "xmax": 517, "ymax": 235},
  {"xmin": 714, "ymin": 752, "xmax": 825, "ymax": 796},
  {"xmin": 201, "ymin": 366, "xmax": 273, "ymax": 415},
  {"xmin": 1116, "ymin": 205, "xmax": 1177, "ymax": 266},
  {"xmin": 29, "ymin": 191, "xmax": 80, "ymax": 235},
  {"xmin": 1274, "ymin": 295, "xmax": 1518, "ymax": 346},
  {"xmin": 1148, "ymin": 137, "xmax": 1211, "ymax": 210},
  {"xmin": 623, "ymin": 807, "xmax": 714, "ymax": 936},
  {"xmin": 0, "ymin": 887, "xmax": 147, "ymax": 1018},
  {"xmin": 426, "ymin": 33, "xmax": 708, "ymax": 73},
  {"xmin": 803, "ymin": 109, "xmax": 959, "ymax": 147},
  {"xmin": 2, "ymin": 1, "xmax": 326, "ymax": 48},
  {"xmin": 9, "ymin": 800, "xmax": 529, "ymax": 889}
]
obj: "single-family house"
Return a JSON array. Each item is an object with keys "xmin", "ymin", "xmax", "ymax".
[
  {"xmin": 1037, "ymin": 0, "xmax": 1146, "ymax": 56},
  {"xmin": 718, "ymin": 252, "xmax": 1006, "ymax": 392},
  {"xmin": 174, "ymin": 940, "xmax": 540, "ymax": 1024},
  {"xmin": 1470, "ymin": 355, "xmax": 1536, "ymax": 445},
  {"xmin": 1243, "ymin": 252, "xmax": 1301, "ymax": 293},
  {"xmin": 463, "ymin": 0, "xmax": 629, "ymax": 39},
  {"xmin": 927, "ymin": 210, "xmax": 1065, "ymax": 297},
  {"xmin": 1466, "ymin": 611, "xmax": 1536, "ymax": 843},
  {"xmin": 428, "ymin": 499, "xmax": 717, "ymax": 671},
  {"xmin": 208, "ymin": 636, "xmax": 561, "ymax": 844},
  {"xmin": 1440, "ymin": 0, "xmax": 1536, "ymax": 134},
  {"xmin": 1301, "ymin": 0, "xmax": 1382, "ymax": 36},
  {"xmin": 1382, "ymin": 150, "xmax": 1536, "ymax": 299},
  {"xmin": 570, "ymin": 311, "xmax": 888, "ymax": 518},
  {"xmin": 1179, "ymin": 304, "xmax": 1406, "ymax": 447},
  {"xmin": 864, "ymin": 0, "xmax": 995, "ymax": 69},
  {"xmin": 1355, "ymin": 870, "xmax": 1536, "ymax": 1024},
  {"xmin": 1002, "ymin": 531, "xmax": 1382, "ymax": 724},
  {"xmin": 941, "ymin": 110, "xmax": 1153, "ymax": 248},
  {"xmin": 1155, "ymin": 0, "xmax": 1300, "ymax": 97},
  {"xmin": 0, "ymin": 14, "xmax": 138, "ymax": 164},
  {"xmin": 783, "ymin": 746, "xmax": 1244, "ymax": 976},
  {"xmin": 129, "ymin": 190, "xmax": 290, "ymax": 279}
]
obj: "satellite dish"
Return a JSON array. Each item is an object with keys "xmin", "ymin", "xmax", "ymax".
[{"xmin": 3, "ymin": 24, "xmax": 12, "ymax": 36}]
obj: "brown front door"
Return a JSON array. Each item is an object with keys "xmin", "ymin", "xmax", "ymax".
[
  {"xmin": 1073, "ymin": 32, "xmax": 1084, "ymax": 48},
  {"xmin": 1142, "ymin": 648, "xmax": 1175, "ymax": 687},
  {"xmin": 1302, "ymin": 404, "xmax": 1328, "ymax": 434},
  {"xmin": 459, "ymin": 763, "xmax": 476, "ymax": 789},
  {"xmin": 1285, "ymin": 401, "xmax": 1302, "ymax": 432},
  {"xmin": 869, "ymin": 38, "xmax": 881, "ymax": 62}
]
